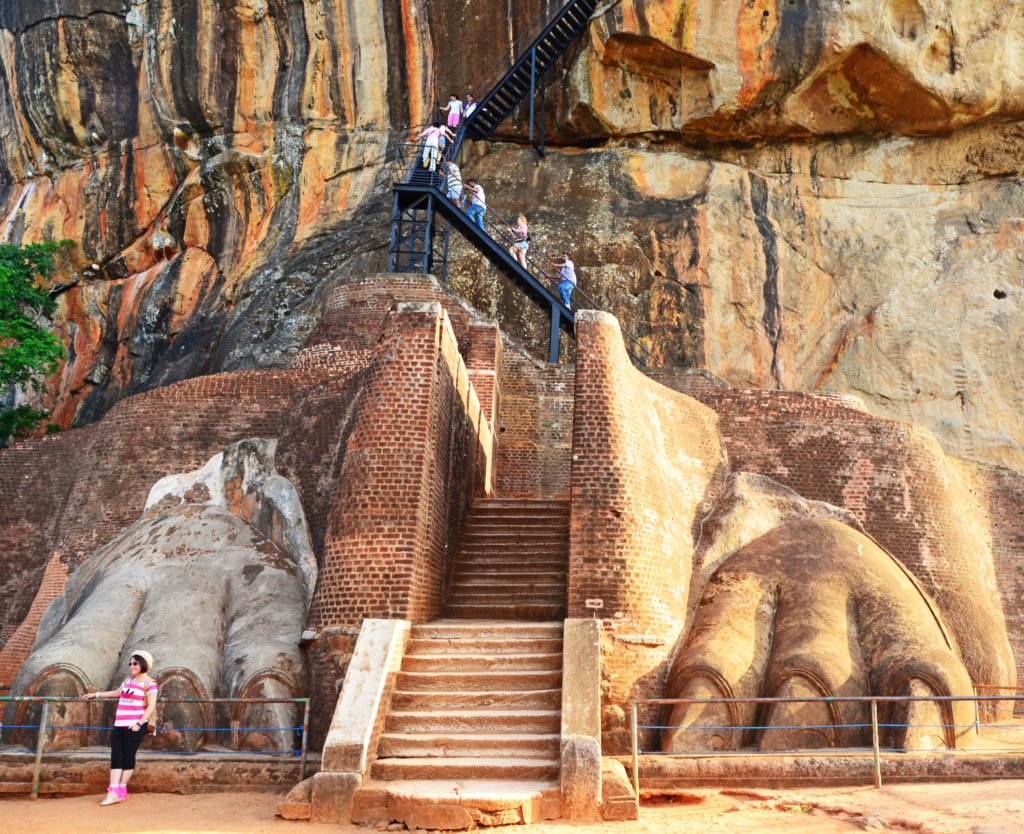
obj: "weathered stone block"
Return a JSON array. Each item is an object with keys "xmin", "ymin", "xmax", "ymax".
[
  {"xmin": 600, "ymin": 758, "xmax": 639, "ymax": 821},
  {"xmin": 561, "ymin": 734, "xmax": 602, "ymax": 820},
  {"xmin": 275, "ymin": 800, "xmax": 312, "ymax": 820},
  {"xmin": 309, "ymin": 771, "xmax": 360, "ymax": 825}
]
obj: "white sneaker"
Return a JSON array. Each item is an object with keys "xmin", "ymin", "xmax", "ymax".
[{"xmin": 100, "ymin": 788, "xmax": 122, "ymax": 806}]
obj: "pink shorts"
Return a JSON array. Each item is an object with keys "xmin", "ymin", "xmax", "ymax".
[{"xmin": 447, "ymin": 113, "xmax": 461, "ymax": 128}]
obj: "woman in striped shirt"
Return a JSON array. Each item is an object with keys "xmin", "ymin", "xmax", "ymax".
[{"xmin": 82, "ymin": 649, "xmax": 158, "ymax": 805}]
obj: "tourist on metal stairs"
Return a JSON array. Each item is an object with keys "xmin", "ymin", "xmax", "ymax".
[
  {"xmin": 443, "ymin": 159, "xmax": 463, "ymax": 203},
  {"xmin": 464, "ymin": 93, "xmax": 478, "ymax": 119},
  {"xmin": 416, "ymin": 121, "xmax": 453, "ymax": 172},
  {"xmin": 464, "ymin": 179, "xmax": 487, "ymax": 229},
  {"xmin": 509, "ymin": 214, "xmax": 530, "ymax": 267},
  {"xmin": 440, "ymin": 93, "xmax": 464, "ymax": 129},
  {"xmin": 553, "ymin": 252, "xmax": 577, "ymax": 307}
]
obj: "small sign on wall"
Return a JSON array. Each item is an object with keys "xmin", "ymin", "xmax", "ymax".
[{"xmin": 585, "ymin": 598, "xmax": 603, "ymax": 609}]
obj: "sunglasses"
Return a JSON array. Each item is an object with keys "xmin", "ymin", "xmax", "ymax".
[{"xmin": 129, "ymin": 660, "xmax": 141, "ymax": 666}]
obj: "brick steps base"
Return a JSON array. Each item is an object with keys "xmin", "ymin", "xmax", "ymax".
[{"xmin": 372, "ymin": 756, "xmax": 560, "ymax": 781}]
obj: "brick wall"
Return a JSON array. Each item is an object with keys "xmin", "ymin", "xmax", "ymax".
[
  {"xmin": 0, "ymin": 554, "xmax": 69, "ymax": 689},
  {"xmin": 494, "ymin": 339, "xmax": 575, "ymax": 497},
  {"xmin": 309, "ymin": 302, "xmax": 492, "ymax": 628},
  {"xmin": 297, "ymin": 274, "xmax": 497, "ymax": 375},
  {"xmin": 568, "ymin": 311, "xmax": 728, "ymax": 752},
  {"xmin": 304, "ymin": 302, "xmax": 495, "ymax": 743}
]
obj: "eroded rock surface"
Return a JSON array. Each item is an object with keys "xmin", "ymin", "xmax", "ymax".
[{"xmin": 0, "ymin": 0, "xmax": 1021, "ymax": 473}]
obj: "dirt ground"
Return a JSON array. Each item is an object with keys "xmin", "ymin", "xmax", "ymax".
[{"xmin": 2, "ymin": 782, "xmax": 1023, "ymax": 834}]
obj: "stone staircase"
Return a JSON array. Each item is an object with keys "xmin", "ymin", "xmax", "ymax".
[
  {"xmin": 352, "ymin": 620, "xmax": 564, "ymax": 827},
  {"xmin": 444, "ymin": 498, "xmax": 569, "ymax": 620},
  {"xmin": 350, "ymin": 498, "xmax": 571, "ymax": 827}
]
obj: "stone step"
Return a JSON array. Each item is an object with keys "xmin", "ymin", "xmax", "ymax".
[
  {"xmin": 454, "ymin": 557, "xmax": 566, "ymax": 570},
  {"xmin": 472, "ymin": 499, "xmax": 568, "ymax": 510},
  {"xmin": 444, "ymin": 602, "xmax": 567, "ymax": 620},
  {"xmin": 405, "ymin": 638, "xmax": 564, "ymax": 656},
  {"xmin": 448, "ymin": 588, "xmax": 565, "ymax": 601},
  {"xmin": 370, "ymin": 757, "xmax": 560, "ymax": 782},
  {"xmin": 351, "ymin": 779, "xmax": 561, "ymax": 828},
  {"xmin": 461, "ymin": 521, "xmax": 567, "ymax": 534},
  {"xmin": 410, "ymin": 621, "xmax": 563, "ymax": 640},
  {"xmin": 446, "ymin": 586, "xmax": 565, "ymax": 599},
  {"xmin": 396, "ymin": 669, "xmax": 562, "ymax": 692},
  {"xmin": 377, "ymin": 732, "xmax": 560, "ymax": 758},
  {"xmin": 448, "ymin": 587, "xmax": 565, "ymax": 599},
  {"xmin": 387, "ymin": 710, "xmax": 560, "ymax": 734},
  {"xmin": 444, "ymin": 599, "xmax": 566, "ymax": 614},
  {"xmin": 458, "ymin": 545, "xmax": 566, "ymax": 556},
  {"xmin": 402, "ymin": 652, "xmax": 562, "ymax": 673},
  {"xmin": 391, "ymin": 689, "xmax": 562, "ymax": 711},
  {"xmin": 461, "ymin": 531, "xmax": 567, "ymax": 543},
  {"xmin": 451, "ymin": 568, "xmax": 566, "ymax": 581}
]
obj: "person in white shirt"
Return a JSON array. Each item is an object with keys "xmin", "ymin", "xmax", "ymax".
[
  {"xmin": 441, "ymin": 94, "xmax": 464, "ymax": 129},
  {"xmin": 443, "ymin": 159, "xmax": 463, "ymax": 203},
  {"xmin": 553, "ymin": 252, "xmax": 576, "ymax": 306},
  {"xmin": 464, "ymin": 179, "xmax": 487, "ymax": 230}
]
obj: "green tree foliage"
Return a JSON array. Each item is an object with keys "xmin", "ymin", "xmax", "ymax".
[{"xmin": 0, "ymin": 241, "xmax": 68, "ymax": 442}]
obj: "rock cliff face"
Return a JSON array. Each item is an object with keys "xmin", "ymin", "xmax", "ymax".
[{"xmin": 0, "ymin": 0, "xmax": 1021, "ymax": 469}]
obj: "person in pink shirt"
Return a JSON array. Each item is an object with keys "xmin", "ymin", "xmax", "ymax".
[
  {"xmin": 416, "ymin": 121, "xmax": 454, "ymax": 172},
  {"xmin": 82, "ymin": 649, "xmax": 158, "ymax": 806}
]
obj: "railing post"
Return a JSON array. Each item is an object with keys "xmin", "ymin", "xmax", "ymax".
[
  {"xmin": 299, "ymin": 698, "xmax": 311, "ymax": 781},
  {"xmin": 973, "ymin": 686, "xmax": 982, "ymax": 736},
  {"xmin": 870, "ymin": 699, "xmax": 882, "ymax": 789},
  {"xmin": 528, "ymin": 47, "xmax": 537, "ymax": 151},
  {"xmin": 387, "ymin": 192, "xmax": 401, "ymax": 272},
  {"xmin": 31, "ymin": 701, "xmax": 49, "ymax": 799},
  {"xmin": 630, "ymin": 700, "xmax": 640, "ymax": 798},
  {"xmin": 549, "ymin": 304, "xmax": 561, "ymax": 364},
  {"xmin": 539, "ymin": 80, "xmax": 545, "ymax": 157}
]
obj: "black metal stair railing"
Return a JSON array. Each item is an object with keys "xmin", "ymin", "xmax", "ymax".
[
  {"xmin": 387, "ymin": 139, "xmax": 661, "ymax": 368},
  {"xmin": 464, "ymin": 0, "xmax": 600, "ymax": 147},
  {"xmin": 480, "ymin": 202, "xmax": 661, "ymax": 369},
  {"xmin": 384, "ymin": 0, "xmax": 666, "ymax": 367}
]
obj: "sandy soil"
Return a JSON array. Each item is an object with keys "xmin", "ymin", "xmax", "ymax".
[{"xmin": 2, "ymin": 782, "xmax": 1022, "ymax": 834}]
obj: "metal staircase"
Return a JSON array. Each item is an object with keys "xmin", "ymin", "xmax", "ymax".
[
  {"xmin": 389, "ymin": 158, "xmax": 575, "ymax": 364},
  {"xmin": 387, "ymin": 1, "xmax": 598, "ymax": 363},
  {"xmin": 387, "ymin": 1, "xmax": 662, "ymax": 368},
  {"xmin": 464, "ymin": 0, "xmax": 600, "ymax": 155}
]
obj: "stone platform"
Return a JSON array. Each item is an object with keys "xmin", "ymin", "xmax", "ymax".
[
  {"xmin": 351, "ymin": 779, "xmax": 561, "ymax": 829},
  {"xmin": 629, "ymin": 749, "xmax": 1024, "ymax": 791},
  {"xmin": 0, "ymin": 747, "xmax": 319, "ymax": 796}
]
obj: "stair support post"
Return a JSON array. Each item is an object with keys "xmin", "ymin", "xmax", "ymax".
[
  {"xmin": 387, "ymin": 193, "xmax": 401, "ymax": 272},
  {"xmin": 549, "ymin": 304, "xmax": 562, "ymax": 364},
  {"xmin": 441, "ymin": 222, "xmax": 451, "ymax": 285},
  {"xmin": 528, "ymin": 47, "xmax": 540, "ymax": 159},
  {"xmin": 539, "ymin": 79, "xmax": 546, "ymax": 158},
  {"xmin": 422, "ymin": 194, "xmax": 435, "ymax": 275}
]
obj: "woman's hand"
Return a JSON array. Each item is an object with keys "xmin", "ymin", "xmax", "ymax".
[{"xmin": 80, "ymin": 692, "xmax": 91, "ymax": 701}]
